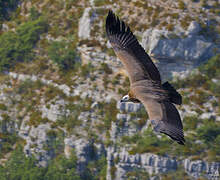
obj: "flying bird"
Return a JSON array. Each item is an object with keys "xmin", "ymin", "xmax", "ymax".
[{"xmin": 105, "ymin": 10, "xmax": 185, "ymax": 145}]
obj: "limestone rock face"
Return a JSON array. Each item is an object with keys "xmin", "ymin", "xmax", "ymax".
[
  {"xmin": 110, "ymin": 102, "xmax": 148, "ymax": 142},
  {"xmin": 117, "ymin": 102, "xmax": 143, "ymax": 113},
  {"xmin": 0, "ymin": 114, "xmax": 18, "ymax": 134},
  {"xmin": 41, "ymin": 99, "xmax": 67, "ymax": 122},
  {"xmin": 142, "ymin": 21, "xmax": 219, "ymax": 79},
  {"xmin": 186, "ymin": 21, "xmax": 201, "ymax": 36},
  {"xmin": 184, "ymin": 159, "xmax": 220, "ymax": 179},
  {"xmin": 64, "ymin": 137, "xmax": 105, "ymax": 173},
  {"xmin": 107, "ymin": 146, "xmax": 220, "ymax": 180},
  {"xmin": 23, "ymin": 123, "xmax": 54, "ymax": 167},
  {"xmin": 78, "ymin": 8, "xmax": 97, "ymax": 40},
  {"xmin": 2, "ymin": 24, "xmax": 9, "ymax": 31},
  {"xmin": 114, "ymin": 149, "xmax": 177, "ymax": 180},
  {"xmin": 78, "ymin": 8, "xmax": 91, "ymax": 39},
  {"xmin": 65, "ymin": 138, "xmax": 93, "ymax": 172},
  {"xmin": 142, "ymin": 21, "xmax": 215, "ymax": 63}
]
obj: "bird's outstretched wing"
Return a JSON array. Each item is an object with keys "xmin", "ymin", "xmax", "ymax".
[
  {"xmin": 137, "ymin": 93, "xmax": 185, "ymax": 145},
  {"xmin": 106, "ymin": 10, "xmax": 184, "ymax": 145},
  {"xmin": 106, "ymin": 10, "xmax": 161, "ymax": 84}
]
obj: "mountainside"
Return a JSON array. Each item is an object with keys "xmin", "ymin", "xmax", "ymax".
[{"xmin": 0, "ymin": 0, "xmax": 220, "ymax": 179}]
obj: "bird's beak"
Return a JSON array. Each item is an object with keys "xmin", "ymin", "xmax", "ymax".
[{"xmin": 120, "ymin": 98, "xmax": 127, "ymax": 103}]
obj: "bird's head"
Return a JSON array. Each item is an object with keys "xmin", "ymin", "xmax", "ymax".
[
  {"xmin": 120, "ymin": 94, "xmax": 141, "ymax": 103},
  {"xmin": 120, "ymin": 94, "xmax": 130, "ymax": 103}
]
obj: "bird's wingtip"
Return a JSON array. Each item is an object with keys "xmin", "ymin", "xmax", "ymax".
[
  {"xmin": 105, "ymin": 9, "xmax": 136, "ymax": 48},
  {"xmin": 106, "ymin": 10, "xmax": 118, "ymax": 36},
  {"xmin": 108, "ymin": 9, "xmax": 113, "ymax": 15},
  {"xmin": 106, "ymin": 9, "xmax": 114, "ymax": 21},
  {"xmin": 152, "ymin": 120, "xmax": 185, "ymax": 145},
  {"xmin": 177, "ymin": 139, "xmax": 185, "ymax": 145}
]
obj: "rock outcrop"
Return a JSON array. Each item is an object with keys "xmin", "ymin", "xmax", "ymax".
[
  {"xmin": 41, "ymin": 99, "xmax": 67, "ymax": 122},
  {"xmin": 142, "ymin": 21, "xmax": 219, "ymax": 79},
  {"xmin": 22, "ymin": 123, "xmax": 54, "ymax": 167},
  {"xmin": 184, "ymin": 159, "xmax": 220, "ymax": 179},
  {"xmin": 64, "ymin": 136, "xmax": 106, "ymax": 174},
  {"xmin": 115, "ymin": 149, "xmax": 178, "ymax": 179},
  {"xmin": 78, "ymin": 8, "xmax": 92, "ymax": 40},
  {"xmin": 142, "ymin": 21, "xmax": 216, "ymax": 63},
  {"xmin": 78, "ymin": 8, "xmax": 98, "ymax": 40}
]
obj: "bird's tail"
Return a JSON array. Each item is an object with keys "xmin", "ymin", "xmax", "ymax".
[{"xmin": 162, "ymin": 81, "xmax": 182, "ymax": 105}]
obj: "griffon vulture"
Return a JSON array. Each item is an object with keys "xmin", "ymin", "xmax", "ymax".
[{"xmin": 106, "ymin": 10, "xmax": 185, "ymax": 145}]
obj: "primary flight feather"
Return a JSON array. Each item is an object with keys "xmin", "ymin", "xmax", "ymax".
[{"xmin": 106, "ymin": 10, "xmax": 185, "ymax": 145}]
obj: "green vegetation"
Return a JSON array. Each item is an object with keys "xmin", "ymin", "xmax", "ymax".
[
  {"xmin": 48, "ymin": 40, "xmax": 78, "ymax": 70},
  {"xmin": 97, "ymin": 100, "xmax": 118, "ymax": 131},
  {"xmin": 133, "ymin": 0, "xmax": 148, "ymax": 8},
  {"xmin": 44, "ymin": 85, "xmax": 67, "ymax": 102},
  {"xmin": 0, "ymin": 16, "xmax": 48, "ymax": 71},
  {"xmin": 201, "ymin": 0, "xmax": 207, "ymax": 8},
  {"xmin": 109, "ymin": 165, "xmax": 116, "ymax": 179},
  {"xmin": 180, "ymin": 15, "xmax": 193, "ymax": 30},
  {"xmin": 197, "ymin": 119, "xmax": 220, "ymax": 144},
  {"xmin": 126, "ymin": 168, "xmax": 149, "ymax": 180},
  {"xmin": 15, "ymin": 79, "xmax": 43, "ymax": 112},
  {"xmin": 166, "ymin": 23, "xmax": 174, "ymax": 31},
  {"xmin": 199, "ymin": 20, "xmax": 220, "ymax": 42},
  {"xmin": 0, "ymin": 146, "xmax": 81, "ymax": 180},
  {"xmin": 178, "ymin": 0, "xmax": 186, "ymax": 10},
  {"xmin": 0, "ymin": 133, "xmax": 18, "ymax": 158},
  {"xmin": 183, "ymin": 115, "xmax": 199, "ymax": 131},
  {"xmin": 174, "ymin": 54, "xmax": 220, "ymax": 98},
  {"xmin": 100, "ymin": 63, "xmax": 112, "ymax": 74},
  {"xmin": 161, "ymin": 166, "xmax": 193, "ymax": 180},
  {"xmin": 94, "ymin": 0, "xmax": 111, "ymax": 6},
  {"xmin": 30, "ymin": 7, "xmax": 41, "ymax": 21},
  {"xmin": 80, "ymin": 63, "xmax": 95, "ymax": 77},
  {"xmin": 0, "ymin": 103, "xmax": 7, "ymax": 111},
  {"xmin": 55, "ymin": 113, "xmax": 81, "ymax": 134},
  {"xmin": 130, "ymin": 107, "xmax": 148, "ymax": 128},
  {"xmin": 0, "ymin": 146, "xmax": 46, "ymax": 179},
  {"xmin": 0, "ymin": 145, "xmax": 107, "ymax": 180},
  {"xmin": 199, "ymin": 54, "xmax": 220, "ymax": 79},
  {"xmin": 28, "ymin": 111, "xmax": 49, "ymax": 127},
  {"xmin": 122, "ymin": 129, "xmax": 171, "ymax": 155},
  {"xmin": 170, "ymin": 13, "xmax": 179, "ymax": 19},
  {"xmin": 84, "ymin": 155, "xmax": 107, "ymax": 180},
  {"xmin": 55, "ymin": 97, "xmax": 92, "ymax": 133},
  {"xmin": 0, "ymin": 0, "xmax": 18, "ymax": 21}
]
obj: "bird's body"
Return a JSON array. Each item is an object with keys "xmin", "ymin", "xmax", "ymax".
[{"xmin": 106, "ymin": 10, "xmax": 185, "ymax": 145}]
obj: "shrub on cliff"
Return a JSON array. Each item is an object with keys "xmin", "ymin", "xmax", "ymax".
[
  {"xmin": 0, "ymin": 16, "xmax": 48, "ymax": 72},
  {"xmin": 0, "ymin": 0, "xmax": 18, "ymax": 21},
  {"xmin": 48, "ymin": 40, "xmax": 77, "ymax": 71}
]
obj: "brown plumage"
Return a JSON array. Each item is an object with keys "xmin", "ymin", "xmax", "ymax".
[{"xmin": 106, "ymin": 10, "xmax": 185, "ymax": 145}]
